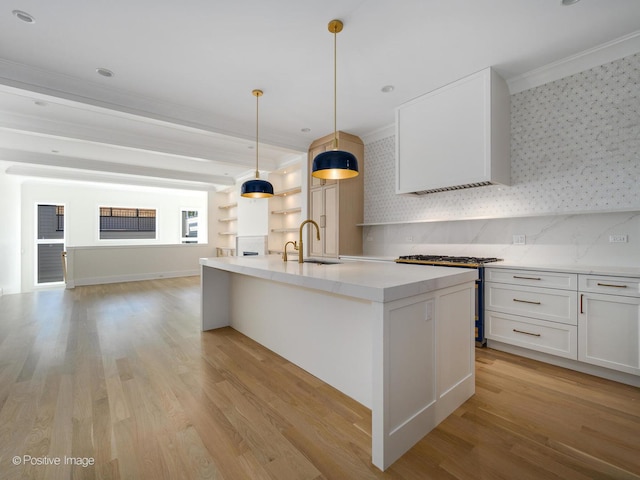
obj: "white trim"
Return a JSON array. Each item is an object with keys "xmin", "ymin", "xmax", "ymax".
[
  {"xmin": 487, "ymin": 340, "xmax": 640, "ymax": 388},
  {"xmin": 362, "ymin": 124, "xmax": 395, "ymax": 145},
  {"xmin": 508, "ymin": 30, "xmax": 640, "ymax": 94},
  {"xmin": 359, "ymin": 207, "xmax": 640, "ymax": 227}
]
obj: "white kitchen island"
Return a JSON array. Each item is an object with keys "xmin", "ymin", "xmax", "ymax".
[{"xmin": 200, "ymin": 255, "xmax": 478, "ymax": 470}]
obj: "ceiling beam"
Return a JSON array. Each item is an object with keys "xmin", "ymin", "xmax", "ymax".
[{"xmin": 0, "ymin": 148, "xmax": 235, "ymax": 186}]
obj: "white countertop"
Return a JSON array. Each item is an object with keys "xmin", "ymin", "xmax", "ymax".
[
  {"xmin": 200, "ymin": 255, "xmax": 478, "ymax": 303},
  {"xmin": 486, "ymin": 261, "xmax": 640, "ymax": 277}
]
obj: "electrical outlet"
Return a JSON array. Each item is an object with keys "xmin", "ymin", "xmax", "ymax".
[
  {"xmin": 609, "ymin": 234, "xmax": 628, "ymax": 243},
  {"xmin": 513, "ymin": 234, "xmax": 526, "ymax": 245},
  {"xmin": 406, "ymin": 235, "xmax": 414, "ymax": 242}
]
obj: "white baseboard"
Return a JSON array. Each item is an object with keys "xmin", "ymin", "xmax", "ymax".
[{"xmin": 487, "ymin": 340, "xmax": 640, "ymax": 388}]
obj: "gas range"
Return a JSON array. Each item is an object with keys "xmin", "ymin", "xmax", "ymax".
[{"xmin": 395, "ymin": 255, "xmax": 502, "ymax": 268}]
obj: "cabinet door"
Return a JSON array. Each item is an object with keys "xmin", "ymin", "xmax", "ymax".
[
  {"xmin": 323, "ymin": 184, "xmax": 338, "ymax": 257},
  {"xmin": 578, "ymin": 292, "xmax": 640, "ymax": 375},
  {"xmin": 309, "ymin": 188, "xmax": 323, "ymax": 257}
]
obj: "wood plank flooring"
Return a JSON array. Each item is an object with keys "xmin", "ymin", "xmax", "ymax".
[{"xmin": 0, "ymin": 276, "xmax": 638, "ymax": 479}]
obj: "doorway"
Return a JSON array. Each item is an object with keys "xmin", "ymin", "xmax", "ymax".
[{"xmin": 36, "ymin": 204, "xmax": 65, "ymax": 285}]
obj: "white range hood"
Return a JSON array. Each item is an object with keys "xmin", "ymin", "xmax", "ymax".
[{"xmin": 395, "ymin": 67, "xmax": 511, "ymax": 195}]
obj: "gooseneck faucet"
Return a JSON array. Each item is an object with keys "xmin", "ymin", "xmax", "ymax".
[
  {"xmin": 282, "ymin": 240, "xmax": 297, "ymax": 262},
  {"xmin": 298, "ymin": 219, "xmax": 320, "ymax": 263}
]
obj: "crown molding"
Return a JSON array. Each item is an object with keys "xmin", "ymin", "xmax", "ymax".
[
  {"xmin": 508, "ymin": 30, "xmax": 640, "ymax": 94},
  {"xmin": 361, "ymin": 124, "xmax": 395, "ymax": 145}
]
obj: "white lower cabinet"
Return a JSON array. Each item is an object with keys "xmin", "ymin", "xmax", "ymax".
[
  {"xmin": 485, "ymin": 268, "xmax": 578, "ymax": 360},
  {"xmin": 486, "ymin": 268, "xmax": 640, "ymax": 382},
  {"xmin": 578, "ymin": 275, "xmax": 640, "ymax": 376}
]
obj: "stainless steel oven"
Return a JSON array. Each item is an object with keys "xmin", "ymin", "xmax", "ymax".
[{"xmin": 395, "ymin": 255, "xmax": 502, "ymax": 346}]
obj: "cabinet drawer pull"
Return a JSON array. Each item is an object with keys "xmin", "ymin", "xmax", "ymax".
[
  {"xmin": 596, "ymin": 282, "xmax": 627, "ymax": 288},
  {"xmin": 513, "ymin": 275, "xmax": 541, "ymax": 281},
  {"xmin": 513, "ymin": 298, "xmax": 541, "ymax": 305},
  {"xmin": 513, "ymin": 329, "xmax": 541, "ymax": 337}
]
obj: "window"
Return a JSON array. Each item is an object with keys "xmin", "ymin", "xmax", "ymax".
[
  {"xmin": 181, "ymin": 209, "xmax": 199, "ymax": 243},
  {"xmin": 99, "ymin": 207, "xmax": 156, "ymax": 240}
]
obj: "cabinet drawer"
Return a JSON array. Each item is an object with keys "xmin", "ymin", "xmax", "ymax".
[
  {"xmin": 486, "ymin": 311, "xmax": 577, "ymax": 359},
  {"xmin": 485, "ymin": 268, "xmax": 577, "ymax": 290},
  {"xmin": 579, "ymin": 275, "xmax": 640, "ymax": 298},
  {"xmin": 485, "ymin": 283, "xmax": 577, "ymax": 325}
]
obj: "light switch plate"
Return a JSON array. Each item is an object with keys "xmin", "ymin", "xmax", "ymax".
[
  {"xmin": 513, "ymin": 234, "xmax": 526, "ymax": 245},
  {"xmin": 609, "ymin": 234, "xmax": 628, "ymax": 243}
]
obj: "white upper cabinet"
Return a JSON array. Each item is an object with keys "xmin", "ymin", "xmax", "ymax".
[{"xmin": 395, "ymin": 67, "xmax": 511, "ymax": 195}]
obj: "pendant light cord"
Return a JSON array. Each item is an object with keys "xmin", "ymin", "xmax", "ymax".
[
  {"xmin": 256, "ymin": 92, "xmax": 259, "ymax": 178},
  {"xmin": 333, "ymin": 26, "xmax": 338, "ymax": 151}
]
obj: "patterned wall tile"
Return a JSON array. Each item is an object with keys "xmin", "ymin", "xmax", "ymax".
[{"xmin": 364, "ymin": 53, "xmax": 640, "ymax": 224}]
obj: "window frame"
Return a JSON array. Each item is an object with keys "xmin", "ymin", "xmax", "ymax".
[{"xmin": 180, "ymin": 208, "xmax": 201, "ymax": 244}]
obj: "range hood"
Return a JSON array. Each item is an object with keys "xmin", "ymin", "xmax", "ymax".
[{"xmin": 395, "ymin": 68, "xmax": 511, "ymax": 195}]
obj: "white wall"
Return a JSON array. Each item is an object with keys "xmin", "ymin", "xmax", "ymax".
[
  {"xmin": 6, "ymin": 176, "xmax": 210, "ymax": 293},
  {"xmin": 0, "ymin": 163, "xmax": 22, "ymax": 295},
  {"xmin": 20, "ymin": 181, "xmax": 208, "ymax": 247}
]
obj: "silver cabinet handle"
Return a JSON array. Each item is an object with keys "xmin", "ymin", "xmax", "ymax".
[
  {"xmin": 513, "ymin": 329, "xmax": 541, "ymax": 337},
  {"xmin": 513, "ymin": 298, "xmax": 541, "ymax": 305},
  {"xmin": 513, "ymin": 275, "xmax": 541, "ymax": 281},
  {"xmin": 596, "ymin": 282, "xmax": 627, "ymax": 288}
]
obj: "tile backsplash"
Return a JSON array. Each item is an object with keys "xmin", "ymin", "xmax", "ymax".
[{"xmin": 362, "ymin": 53, "xmax": 640, "ymax": 266}]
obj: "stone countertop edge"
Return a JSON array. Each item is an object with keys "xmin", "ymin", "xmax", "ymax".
[
  {"xmin": 487, "ymin": 261, "xmax": 640, "ymax": 277},
  {"xmin": 200, "ymin": 255, "xmax": 478, "ymax": 303}
]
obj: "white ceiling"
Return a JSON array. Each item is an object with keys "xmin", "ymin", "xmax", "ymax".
[{"xmin": 1, "ymin": 0, "xmax": 639, "ymax": 191}]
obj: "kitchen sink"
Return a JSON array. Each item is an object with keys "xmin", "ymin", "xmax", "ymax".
[{"xmin": 303, "ymin": 258, "xmax": 342, "ymax": 265}]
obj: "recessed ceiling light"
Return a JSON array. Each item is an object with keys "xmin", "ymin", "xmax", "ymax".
[
  {"xmin": 96, "ymin": 68, "xmax": 114, "ymax": 78},
  {"xmin": 561, "ymin": 0, "xmax": 580, "ymax": 5},
  {"xmin": 381, "ymin": 85, "xmax": 395, "ymax": 93},
  {"xmin": 13, "ymin": 10, "xmax": 35, "ymax": 23}
]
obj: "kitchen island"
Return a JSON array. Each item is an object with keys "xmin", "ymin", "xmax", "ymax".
[{"xmin": 200, "ymin": 255, "xmax": 477, "ymax": 470}]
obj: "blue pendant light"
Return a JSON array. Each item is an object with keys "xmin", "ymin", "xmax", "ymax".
[
  {"xmin": 312, "ymin": 19, "xmax": 359, "ymax": 180},
  {"xmin": 241, "ymin": 89, "xmax": 274, "ymax": 198}
]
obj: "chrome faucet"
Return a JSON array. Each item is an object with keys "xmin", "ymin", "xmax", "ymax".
[
  {"xmin": 282, "ymin": 240, "xmax": 297, "ymax": 262},
  {"xmin": 298, "ymin": 219, "xmax": 320, "ymax": 263}
]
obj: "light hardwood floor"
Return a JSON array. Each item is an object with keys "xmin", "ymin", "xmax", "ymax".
[{"xmin": 1, "ymin": 276, "xmax": 638, "ymax": 479}]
